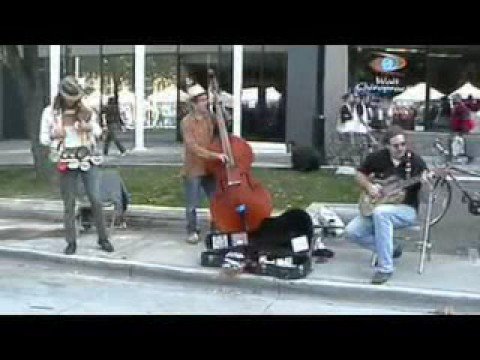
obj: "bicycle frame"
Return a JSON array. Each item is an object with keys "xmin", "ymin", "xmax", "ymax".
[{"xmin": 430, "ymin": 139, "xmax": 480, "ymax": 225}]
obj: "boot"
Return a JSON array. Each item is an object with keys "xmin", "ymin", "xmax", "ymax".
[
  {"xmin": 64, "ymin": 243, "xmax": 77, "ymax": 255},
  {"xmin": 98, "ymin": 239, "xmax": 114, "ymax": 252}
]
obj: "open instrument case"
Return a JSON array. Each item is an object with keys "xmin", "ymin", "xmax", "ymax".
[{"xmin": 200, "ymin": 231, "xmax": 312, "ymax": 280}]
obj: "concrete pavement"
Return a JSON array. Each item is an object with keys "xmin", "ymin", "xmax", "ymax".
[
  {"xmin": 0, "ymin": 201, "xmax": 479, "ymax": 311},
  {"xmin": 0, "ymin": 139, "xmax": 479, "ymax": 310}
]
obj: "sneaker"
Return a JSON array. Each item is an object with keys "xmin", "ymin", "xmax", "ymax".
[
  {"xmin": 120, "ymin": 151, "xmax": 127, "ymax": 157},
  {"xmin": 371, "ymin": 271, "xmax": 392, "ymax": 285},
  {"xmin": 98, "ymin": 239, "xmax": 114, "ymax": 252},
  {"xmin": 186, "ymin": 232, "xmax": 200, "ymax": 244}
]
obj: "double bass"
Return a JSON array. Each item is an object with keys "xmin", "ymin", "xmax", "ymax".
[
  {"xmin": 206, "ymin": 69, "xmax": 273, "ymax": 233},
  {"xmin": 202, "ymin": 72, "xmax": 334, "ymax": 268}
]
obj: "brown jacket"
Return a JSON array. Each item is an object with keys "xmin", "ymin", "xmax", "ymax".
[{"xmin": 181, "ymin": 112, "xmax": 218, "ymax": 177}]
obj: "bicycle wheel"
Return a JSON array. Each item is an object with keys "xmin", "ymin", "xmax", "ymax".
[{"xmin": 429, "ymin": 177, "xmax": 452, "ymax": 226}]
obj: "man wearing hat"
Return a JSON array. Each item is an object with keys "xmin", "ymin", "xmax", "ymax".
[
  {"xmin": 181, "ymin": 83, "xmax": 229, "ymax": 244},
  {"xmin": 40, "ymin": 76, "xmax": 114, "ymax": 255}
]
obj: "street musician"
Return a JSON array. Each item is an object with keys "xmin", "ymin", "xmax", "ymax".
[{"xmin": 344, "ymin": 125, "xmax": 432, "ymax": 284}]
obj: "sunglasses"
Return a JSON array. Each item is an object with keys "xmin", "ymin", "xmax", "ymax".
[{"xmin": 390, "ymin": 142, "xmax": 406, "ymax": 149}]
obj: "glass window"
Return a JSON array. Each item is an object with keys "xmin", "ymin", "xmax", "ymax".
[
  {"xmin": 178, "ymin": 45, "xmax": 233, "ymax": 132},
  {"xmin": 349, "ymin": 46, "xmax": 427, "ymax": 131},
  {"xmin": 60, "ymin": 45, "xmax": 103, "ymax": 113},
  {"xmin": 60, "ymin": 45, "xmax": 135, "ymax": 123},
  {"xmin": 101, "ymin": 46, "xmax": 135, "ymax": 129},
  {"xmin": 145, "ymin": 45, "xmax": 178, "ymax": 145},
  {"xmin": 179, "ymin": 45, "xmax": 220, "ymax": 90},
  {"xmin": 242, "ymin": 45, "xmax": 287, "ymax": 142},
  {"xmin": 427, "ymin": 46, "xmax": 480, "ymax": 132},
  {"xmin": 37, "ymin": 45, "xmax": 50, "ymax": 107}
]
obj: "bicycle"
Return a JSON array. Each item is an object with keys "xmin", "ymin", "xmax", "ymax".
[
  {"xmin": 332, "ymin": 127, "xmax": 384, "ymax": 167},
  {"xmin": 428, "ymin": 139, "xmax": 480, "ymax": 226}
]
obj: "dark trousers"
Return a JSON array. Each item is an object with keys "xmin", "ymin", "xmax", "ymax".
[
  {"xmin": 103, "ymin": 125, "xmax": 126, "ymax": 155},
  {"xmin": 59, "ymin": 166, "xmax": 108, "ymax": 245}
]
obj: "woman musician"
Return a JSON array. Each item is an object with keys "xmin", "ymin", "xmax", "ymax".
[{"xmin": 40, "ymin": 76, "xmax": 114, "ymax": 255}]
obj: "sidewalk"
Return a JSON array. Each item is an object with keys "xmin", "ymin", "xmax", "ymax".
[
  {"xmin": 4, "ymin": 140, "xmax": 480, "ymax": 174},
  {"xmin": 0, "ymin": 198, "xmax": 479, "ymax": 311},
  {"xmin": 0, "ymin": 140, "xmax": 292, "ymax": 168}
]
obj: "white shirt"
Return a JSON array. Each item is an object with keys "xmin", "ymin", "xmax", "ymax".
[
  {"xmin": 391, "ymin": 157, "xmax": 401, "ymax": 167},
  {"xmin": 39, "ymin": 102, "xmax": 102, "ymax": 149}
]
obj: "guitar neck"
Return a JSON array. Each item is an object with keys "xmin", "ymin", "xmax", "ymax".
[{"xmin": 391, "ymin": 175, "xmax": 422, "ymax": 191}]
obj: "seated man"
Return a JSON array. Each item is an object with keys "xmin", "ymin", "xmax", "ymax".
[{"xmin": 345, "ymin": 125, "xmax": 431, "ymax": 285}]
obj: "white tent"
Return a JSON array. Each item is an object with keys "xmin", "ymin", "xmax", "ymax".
[
  {"xmin": 242, "ymin": 87, "xmax": 258, "ymax": 102},
  {"xmin": 266, "ymin": 87, "xmax": 281, "ymax": 103},
  {"xmin": 393, "ymin": 82, "xmax": 444, "ymax": 102},
  {"xmin": 149, "ymin": 85, "xmax": 188, "ymax": 103},
  {"xmin": 206, "ymin": 90, "xmax": 233, "ymax": 107},
  {"xmin": 241, "ymin": 87, "xmax": 282, "ymax": 103},
  {"xmin": 118, "ymin": 89, "xmax": 136, "ymax": 105},
  {"xmin": 241, "ymin": 87, "xmax": 258, "ymax": 108},
  {"xmin": 449, "ymin": 82, "xmax": 480, "ymax": 99},
  {"xmin": 83, "ymin": 90, "xmax": 108, "ymax": 112}
]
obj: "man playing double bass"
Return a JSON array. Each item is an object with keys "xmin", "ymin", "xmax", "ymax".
[
  {"xmin": 345, "ymin": 125, "xmax": 433, "ymax": 285},
  {"xmin": 181, "ymin": 84, "xmax": 229, "ymax": 244}
]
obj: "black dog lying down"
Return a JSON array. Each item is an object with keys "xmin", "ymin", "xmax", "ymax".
[{"xmin": 245, "ymin": 208, "xmax": 334, "ymax": 259}]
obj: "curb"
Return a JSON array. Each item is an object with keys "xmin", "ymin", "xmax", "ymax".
[
  {"xmin": 0, "ymin": 198, "xmax": 360, "ymax": 225},
  {"xmin": 0, "ymin": 245, "xmax": 480, "ymax": 310},
  {"xmin": 0, "ymin": 246, "xmax": 284, "ymax": 292}
]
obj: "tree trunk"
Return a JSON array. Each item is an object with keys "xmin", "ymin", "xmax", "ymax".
[{"xmin": 4, "ymin": 45, "xmax": 53, "ymax": 183}]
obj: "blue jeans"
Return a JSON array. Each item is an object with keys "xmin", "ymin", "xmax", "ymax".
[
  {"xmin": 345, "ymin": 204, "xmax": 417, "ymax": 273},
  {"xmin": 184, "ymin": 175, "xmax": 216, "ymax": 234}
]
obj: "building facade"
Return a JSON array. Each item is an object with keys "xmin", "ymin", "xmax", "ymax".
[{"xmin": 2, "ymin": 45, "xmax": 479, "ymax": 161}]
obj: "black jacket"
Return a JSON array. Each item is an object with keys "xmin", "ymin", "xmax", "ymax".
[
  {"xmin": 103, "ymin": 103, "xmax": 125, "ymax": 127},
  {"xmin": 340, "ymin": 104, "xmax": 353, "ymax": 123}
]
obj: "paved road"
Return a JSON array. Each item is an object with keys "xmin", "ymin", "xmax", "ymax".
[
  {"xmin": 429, "ymin": 179, "xmax": 480, "ymax": 255},
  {"xmin": 0, "ymin": 257, "xmax": 430, "ymax": 315}
]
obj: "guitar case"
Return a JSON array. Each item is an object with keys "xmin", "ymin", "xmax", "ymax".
[{"xmin": 201, "ymin": 208, "xmax": 320, "ymax": 279}]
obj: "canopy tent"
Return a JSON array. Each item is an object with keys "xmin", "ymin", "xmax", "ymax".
[
  {"xmin": 148, "ymin": 85, "xmax": 189, "ymax": 103},
  {"xmin": 83, "ymin": 90, "xmax": 109, "ymax": 112},
  {"xmin": 241, "ymin": 87, "xmax": 258, "ymax": 102},
  {"xmin": 449, "ymin": 82, "xmax": 480, "ymax": 99},
  {"xmin": 241, "ymin": 87, "xmax": 282, "ymax": 102},
  {"xmin": 393, "ymin": 82, "xmax": 444, "ymax": 102},
  {"xmin": 266, "ymin": 87, "xmax": 282, "ymax": 102},
  {"xmin": 118, "ymin": 89, "xmax": 136, "ymax": 105},
  {"xmin": 206, "ymin": 90, "xmax": 233, "ymax": 108}
]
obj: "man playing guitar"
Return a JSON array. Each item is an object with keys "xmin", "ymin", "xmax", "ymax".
[{"xmin": 345, "ymin": 125, "xmax": 432, "ymax": 284}]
